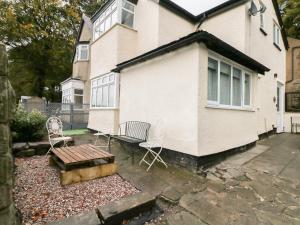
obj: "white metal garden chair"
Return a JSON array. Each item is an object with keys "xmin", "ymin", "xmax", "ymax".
[
  {"xmin": 46, "ymin": 117, "xmax": 72, "ymax": 155},
  {"xmin": 94, "ymin": 128, "xmax": 113, "ymax": 151},
  {"xmin": 139, "ymin": 120, "xmax": 167, "ymax": 171}
]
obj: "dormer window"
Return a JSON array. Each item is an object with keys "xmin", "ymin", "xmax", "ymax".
[
  {"xmin": 93, "ymin": 0, "xmax": 135, "ymax": 41},
  {"xmin": 75, "ymin": 44, "xmax": 89, "ymax": 62}
]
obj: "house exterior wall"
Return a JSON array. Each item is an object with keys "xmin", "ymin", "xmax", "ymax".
[
  {"xmin": 90, "ymin": 24, "xmax": 137, "ymax": 79},
  {"xmin": 158, "ymin": 5, "xmax": 194, "ymax": 46},
  {"xmin": 119, "ymin": 44, "xmax": 200, "ymax": 156},
  {"xmin": 79, "ymin": 22, "xmax": 92, "ymax": 42},
  {"xmin": 87, "ymin": 0, "xmax": 287, "ymax": 157},
  {"xmin": 197, "ymin": 44, "xmax": 259, "ymax": 156},
  {"xmin": 201, "ymin": 0, "xmax": 286, "ymax": 135}
]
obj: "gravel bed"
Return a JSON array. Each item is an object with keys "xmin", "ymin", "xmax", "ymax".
[{"xmin": 13, "ymin": 156, "xmax": 139, "ymax": 225}]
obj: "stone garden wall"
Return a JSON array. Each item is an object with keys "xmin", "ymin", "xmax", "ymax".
[{"xmin": 0, "ymin": 43, "xmax": 20, "ymax": 224}]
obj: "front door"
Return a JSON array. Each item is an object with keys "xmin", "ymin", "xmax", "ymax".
[{"xmin": 276, "ymin": 82, "xmax": 284, "ymax": 133}]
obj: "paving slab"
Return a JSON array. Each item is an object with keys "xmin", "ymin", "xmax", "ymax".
[{"xmin": 166, "ymin": 211, "xmax": 206, "ymax": 225}]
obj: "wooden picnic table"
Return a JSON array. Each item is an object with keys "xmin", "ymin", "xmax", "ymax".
[{"xmin": 50, "ymin": 144, "xmax": 117, "ymax": 185}]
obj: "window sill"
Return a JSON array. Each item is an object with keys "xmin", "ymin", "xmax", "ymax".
[
  {"xmin": 260, "ymin": 28, "xmax": 267, "ymax": 36},
  {"xmin": 90, "ymin": 107, "xmax": 119, "ymax": 110},
  {"xmin": 206, "ymin": 104, "xmax": 255, "ymax": 112},
  {"xmin": 273, "ymin": 43, "xmax": 282, "ymax": 51},
  {"xmin": 74, "ymin": 60, "xmax": 89, "ymax": 63}
]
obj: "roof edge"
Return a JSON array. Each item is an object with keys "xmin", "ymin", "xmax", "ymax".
[{"xmin": 112, "ymin": 30, "xmax": 270, "ymax": 74}]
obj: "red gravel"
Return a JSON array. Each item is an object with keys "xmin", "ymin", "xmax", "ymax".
[{"xmin": 13, "ymin": 156, "xmax": 139, "ymax": 225}]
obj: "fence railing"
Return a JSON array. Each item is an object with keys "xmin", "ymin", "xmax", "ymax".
[
  {"xmin": 286, "ymin": 92, "xmax": 300, "ymax": 112},
  {"xmin": 21, "ymin": 102, "xmax": 90, "ymax": 130}
]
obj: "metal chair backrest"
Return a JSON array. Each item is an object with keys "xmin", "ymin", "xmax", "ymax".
[
  {"xmin": 120, "ymin": 121, "xmax": 151, "ymax": 141},
  {"xmin": 46, "ymin": 116, "xmax": 63, "ymax": 137}
]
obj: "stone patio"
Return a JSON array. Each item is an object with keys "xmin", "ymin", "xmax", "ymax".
[{"xmin": 71, "ymin": 133, "xmax": 300, "ymax": 225}]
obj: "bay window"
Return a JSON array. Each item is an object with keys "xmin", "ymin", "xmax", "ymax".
[
  {"xmin": 91, "ymin": 73, "xmax": 118, "ymax": 108},
  {"xmin": 75, "ymin": 45, "xmax": 89, "ymax": 61},
  {"xmin": 207, "ymin": 57, "xmax": 252, "ymax": 109},
  {"xmin": 93, "ymin": 0, "xmax": 135, "ymax": 41}
]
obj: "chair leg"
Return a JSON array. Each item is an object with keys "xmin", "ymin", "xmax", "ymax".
[{"xmin": 139, "ymin": 150, "xmax": 150, "ymax": 166}]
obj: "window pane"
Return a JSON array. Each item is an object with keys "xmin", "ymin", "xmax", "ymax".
[
  {"xmin": 121, "ymin": 10, "xmax": 134, "ymax": 27},
  {"xmin": 80, "ymin": 47, "xmax": 88, "ymax": 60},
  {"xmin": 92, "ymin": 88, "xmax": 97, "ymax": 107},
  {"xmin": 122, "ymin": 1, "xmax": 134, "ymax": 12},
  {"xmin": 102, "ymin": 86, "xmax": 108, "ymax": 107},
  {"xmin": 109, "ymin": 74, "xmax": 115, "ymax": 82},
  {"xmin": 74, "ymin": 95, "xmax": 83, "ymax": 105},
  {"xmin": 109, "ymin": 84, "xmax": 115, "ymax": 107},
  {"xmin": 100, "ymin": 22, "xmax": 105, "ymax": 34},
  {"xmin": 103, "ymin": 76, "xmax": 109, "ymax": 83},
  {"xmin": 111, "ymin": 1, "xmax": 117, "ymax": 9},
  {"xmin": 207, "ymin": 58, "xmax": 218, "ymax": 101},
  {"xmin": 232, "ymin": 68, "xmax": 242, "ymax": 106},
  {"xmin": 244, "ymin": 74, "xmax": 251, "ymax": 105},
  {"xmin": 111, "ymin": 10, "xmax": 118, "ymax": 26},
  {"xmin": 74, "ymin": 89, "xmax": 83, "ymax": 95},
  {"xmin": 220, "ymin": 62, "xmax": 231, "ymax": 105},
  {"xmin": 105, "ymin": 17, "xmax": 111, "ymax": 31},
  {"xmin": 96, "ymin": 87, "xmax": 102, "ymax": 107}
]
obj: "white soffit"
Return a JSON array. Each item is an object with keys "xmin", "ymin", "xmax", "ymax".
[{"xmin": 170, "ymin": 0, "xmax": 230, "ymax": 16}]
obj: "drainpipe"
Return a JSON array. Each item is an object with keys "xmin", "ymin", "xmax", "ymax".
[
  {"xmin": 286, "ymin": 46, "xmax": 300, "ymax": 83},
  {"xmin": 196, "ymin": 13, "xmax": 207, "ymax": 31}
]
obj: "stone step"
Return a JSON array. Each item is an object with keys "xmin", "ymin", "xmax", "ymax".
[{"xmin": 98, "ymin": 192, "xmax": 156, "ymax": 225}]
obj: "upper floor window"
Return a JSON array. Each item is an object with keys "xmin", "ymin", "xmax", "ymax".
[
  {"xmin": 75, "ymin": 45, "xmax": 89, "ymax": 61},
  {"xmin": 273, "ymin": 22, "xmax": 280, "ymax": 46},
  {"xmin": 260, "ymin": 12, "xmax": 265, "ymax": 30},
  {"xmin": 91, "ymin": 73, "xmax": 119, "ymax": 108},
  {"xmin": 207, "ymin": 57, "xmax": 252, "ymax": 109},
  {"xmin": 93, "ymin": 0, "xmax": 135, "ymax": 41}
]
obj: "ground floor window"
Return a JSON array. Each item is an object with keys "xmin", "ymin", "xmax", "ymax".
[
  {"xmin": 207, "ymin": 56, "xmax": 252, "ymax": 108},
  {"xmin": 91, "ymin": 73, "xmax": 118, "ymax": 108},
  {"xmin": 62, "ymin": 89, "xmax": 72, "ymax": 104}
]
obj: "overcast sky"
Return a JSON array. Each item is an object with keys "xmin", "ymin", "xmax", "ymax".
[{"xmin": 170, "ymin": 0, "xmax": 229, "ymax": 15}]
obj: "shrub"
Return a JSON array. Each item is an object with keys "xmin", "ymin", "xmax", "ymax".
[{"xmin": 11, "ymin": 106, "xmax": 47, "ymax": 142}]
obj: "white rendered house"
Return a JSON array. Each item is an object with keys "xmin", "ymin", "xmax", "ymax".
[{"xmin": 79, "ymin": 0, "xmax": 287, "ymax": 167}]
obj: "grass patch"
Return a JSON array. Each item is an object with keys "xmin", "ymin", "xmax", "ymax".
[{"xmin": 63, "ymin": 129, "xmax": 88, "ymax": 136}]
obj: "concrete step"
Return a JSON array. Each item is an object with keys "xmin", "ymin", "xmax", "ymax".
[{"xmin": 98, "ymin": 192, "xmax": 156, "ymax": 225}]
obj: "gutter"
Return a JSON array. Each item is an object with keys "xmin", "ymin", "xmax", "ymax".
[{"xmin": 286, "ymin": 46, "xmax": 300, "ymax": 83}]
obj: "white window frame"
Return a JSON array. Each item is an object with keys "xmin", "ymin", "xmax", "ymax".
[
  {"xmin": 75, "ymin": 44, "xmax": 89, "ymax": 62},
  {"xmin": 207, "ymin": 54, "xmax": 253, "ymax": 111},
  {"xmin": 62, "ymin": 88, "xmax": 72, "ymax": 104},
  {"xmin": 273, "ymin": 22, "xmax": 280, "ymax": 46},
  {"xmin": 260, "ymin": 12, "xmax": 265, "ymax": 30},
  {"xmin": 90, "ymin": 73, "xmax": 119, "ymax": 109},
  {"xmin": 93, "ymin": 0, "xmax": 135, "ymax": 41}
]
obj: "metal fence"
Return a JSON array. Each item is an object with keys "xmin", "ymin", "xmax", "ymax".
[
  {"xmin": 21, "ymin": 102, "xmax": 90, "ymax": 130},
  {"xmin": 286, "ymin": 92, "xmax": 300, "ymax": 112}
]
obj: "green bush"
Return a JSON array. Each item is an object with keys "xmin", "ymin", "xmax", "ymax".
[{"xmin": 11, "ymin": 106, "xmax": 47, "ymax": 142}]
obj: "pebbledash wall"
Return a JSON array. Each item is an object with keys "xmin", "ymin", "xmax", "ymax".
[{"xmin": 88, "ymin": 0, "xmax": 286, "ymax": 158}]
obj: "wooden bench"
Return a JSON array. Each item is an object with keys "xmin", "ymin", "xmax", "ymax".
[
  {"xmin": 50, "ymin": 144, "xmax": 117, "ymax": 185},
  {"xmin": 111, "ymin": 121, "xmax": 151, "ymax": 163}
]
